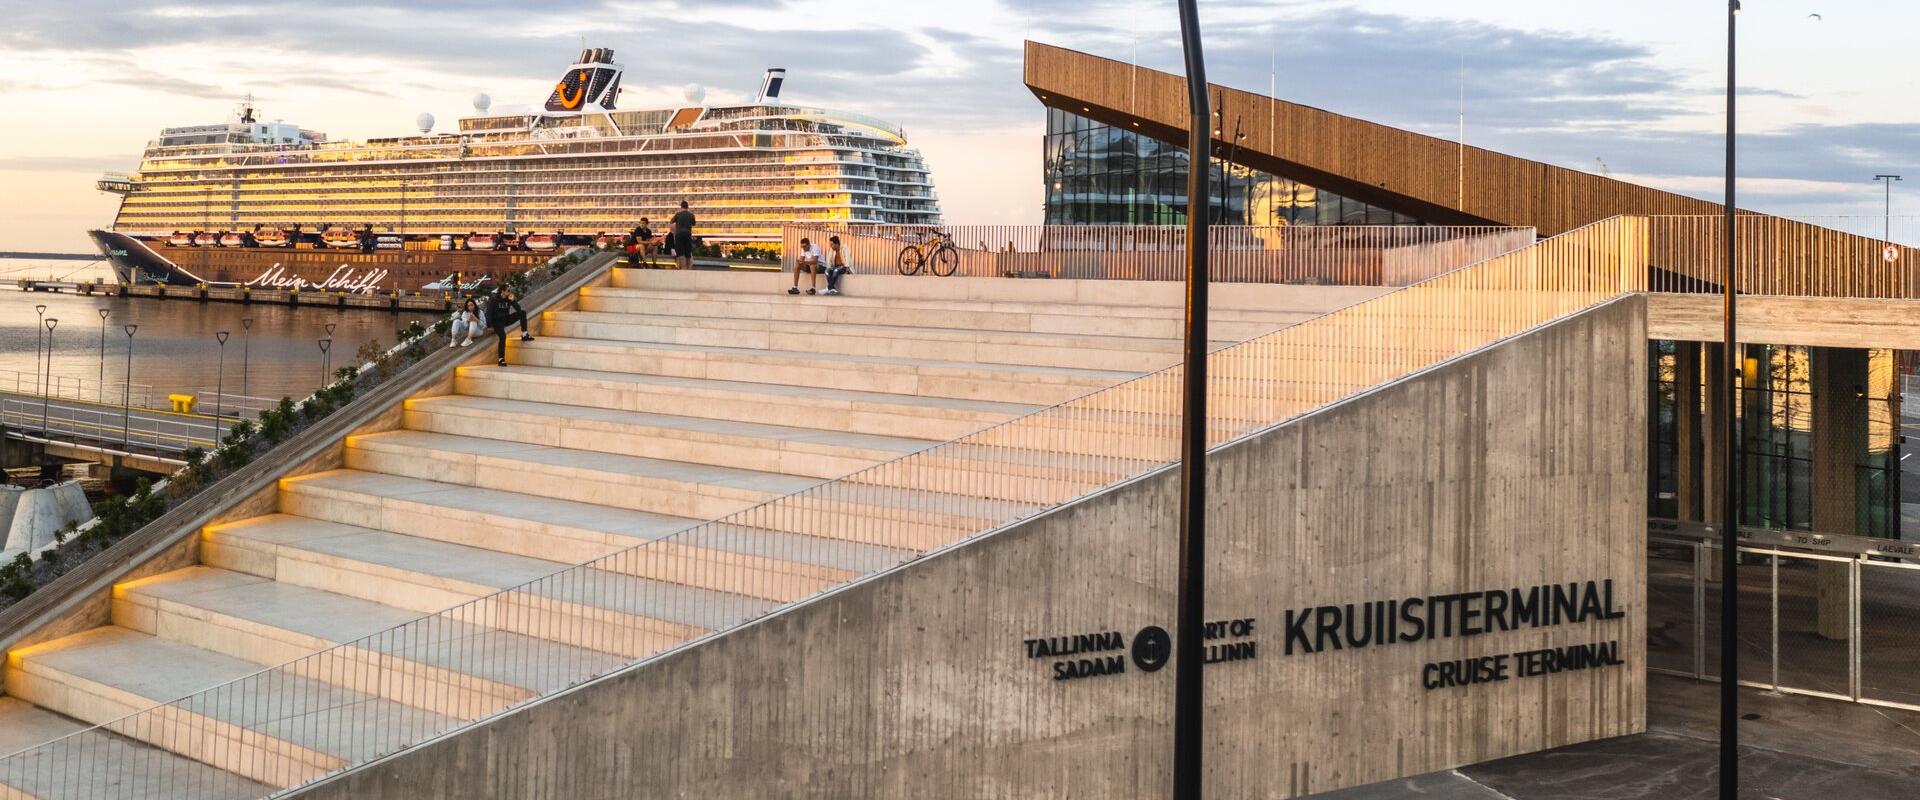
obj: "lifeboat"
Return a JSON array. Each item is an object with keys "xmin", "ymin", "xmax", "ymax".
[
  {"xmin": 254, "ymin": 229, "xmax": 290, "ymax": 247},
  {"xmin": 219, "ymin": 233, "xmax": 245, "ymax": 248},
  {"xmin": 194, "ymin": 232, "xmax": 219, "ymax": 247},
  {"xmin": 321, "ymin": 228, "xmax": 362, "ymax": 248},
  {"xmin": 466, "ymin": 233, "xmax": 498, "ymax": 251},
  {"xmin": 168, "ymin": 233, "xmax": 194, "ymax": 247},
  {"xmin": 523, "ymin": 234, "xmax": 558, "ymax": 252}
]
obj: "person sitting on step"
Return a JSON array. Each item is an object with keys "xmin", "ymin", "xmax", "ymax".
[
  {"xmin": 790, "ymin": 236, "xmax": 824, "ymax": 295},
  {"xmin": 450, "ymin": 298, "xmax": 484, "ymax": 348}
]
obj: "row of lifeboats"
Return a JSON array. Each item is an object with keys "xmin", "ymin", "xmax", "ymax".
[{"xmin": 166, "ymin": 230, "xmax": 561, "ymax": 252}]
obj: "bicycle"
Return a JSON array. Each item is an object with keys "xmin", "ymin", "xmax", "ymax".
[{"xmin": 896, "ymin": 229, "xmax": 959, "ymax": 276}]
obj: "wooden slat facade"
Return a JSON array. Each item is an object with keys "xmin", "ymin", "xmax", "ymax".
[{"xmin": 1023, "ymin": 41, "xmax": 1916, "ymax": 297}]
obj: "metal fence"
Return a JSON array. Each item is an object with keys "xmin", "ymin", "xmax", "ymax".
[
  {"xmin": 0, "ymin": 369, "xmax": 155, "ymax": 410},
  {"xmin": 0, "ymin": 219, "xmax": 1647, "ymax": 794},
  {"xmin": 0, "ymin": 397, "xmax": 215, "ymax": 457},
  {"xmin": 1649, "ymin": 520, "xmax": 1920, "ymax": 711},
  {"xmin": 780, "ymin": 223, "xmax": 1536, "ymax": 285}
]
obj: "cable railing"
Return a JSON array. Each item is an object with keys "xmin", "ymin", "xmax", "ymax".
[
  {"xmin": 0, "ymin": 217, "xmax": 1647, "ymax": 797},
  {"xmin": 782, "ymin": 223, "xmax": 1536, "ymax": 285},
  {"xmin": 1647, "ymin": 215, "xmax": 1920, "ymax": 298}
]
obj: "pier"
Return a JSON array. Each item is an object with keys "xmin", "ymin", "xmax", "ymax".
[{"xmin": 17, "ymin": 279, "xmax": 457, "ymax": 312}]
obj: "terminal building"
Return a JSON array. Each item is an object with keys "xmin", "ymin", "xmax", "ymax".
[{"xmin": 0, "ymin": 40, "xmax": 1911, "ymax": 799}]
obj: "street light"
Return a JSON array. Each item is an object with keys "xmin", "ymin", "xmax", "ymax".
[
  {"xmin": 97, "ymin": 308, "xmax": 111, "ymax": 403},
  {"xmin": 40, "ymin": 318, "xmax": 58, "ymax": 435},
  {"xmin": 33, "ymin": 304, "xmax": 46, "ymax": 396},
  {"xmin": 122, "ymin": 324, "xmax": 139, "ymax": 449},
  {"xmin": 214, "ymin": 331, "xmax": 230, "ymax": 444},
  {"xmin": 1874, "ymin": 175, "xmax": 1902, "ymax": 244},
  {"xmin": 240, "ymin": 317, "xmax": 255, "ymax": 400},
  {"xmin": 1719, "ymin": 2, "xmax": 1741, "ymax": 799},
  {"xmin": 322, "ymin": 322, "xmax": 337, "ymax": 383}
]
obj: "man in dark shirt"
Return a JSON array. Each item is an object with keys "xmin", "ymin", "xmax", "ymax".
[
  {"xmin": 669, "ymin": 200, "xmax": 695, "ymax": 270},
  {"xmin": 485, "ymin": 287, "xmax": 533, "ymax": 366}
]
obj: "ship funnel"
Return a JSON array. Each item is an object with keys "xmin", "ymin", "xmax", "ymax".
[
  {"xmin": 545, "ymin": 47, "xmax": 624, "ymax": 113},
  {"xmin": 755, "ymin": 68, "xmax": 787, "ymax": 103}
]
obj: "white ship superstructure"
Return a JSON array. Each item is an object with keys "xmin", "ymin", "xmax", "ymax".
[{"xmin": 97, "ymin": 48, "xmax": 940, "ymax": 251}]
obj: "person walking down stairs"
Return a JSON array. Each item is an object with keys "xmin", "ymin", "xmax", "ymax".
[{"xmin": 486, "ymin": 288, "xmax": 533, "ymax": 366}]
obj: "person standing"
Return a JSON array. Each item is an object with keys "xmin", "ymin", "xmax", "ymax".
[
  {"xmin": 789, "ymin": 237, "xmax": 823, "ymax": 295},
  {"xmin": 670, "ymin": 200, "xmax": 696, "ymax": 270},
  {"xmin": 485, "ymin": 287, "xmax": 533, "ymax": 366}
]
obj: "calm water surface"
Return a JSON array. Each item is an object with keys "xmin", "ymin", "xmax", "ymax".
[{"xmin": 2, "ymin": 258, "xmax": 441, "ymax": 407}]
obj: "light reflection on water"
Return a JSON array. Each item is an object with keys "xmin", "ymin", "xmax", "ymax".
[{"xmin": 1, "ymin": 258, "xmax": 442, "ymax": 406}]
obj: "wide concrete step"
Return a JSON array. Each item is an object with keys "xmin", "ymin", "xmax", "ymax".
[
  {"xmin": 538, "ymin": 310, "xmax": 1197, "ymax": 373},
  {"xmin": 202, "ymin": 515, "xmax": 782, "ymax": 653},
  {"xmin": 578, "ymin": 285, "xmax": 1299, "ymax": 340},
  {"xmin": 280, "ymin": 469, "xmax": 697, "ymax": 566},
  {"xmin": 402, "ymin": 394, "xmax": 931, "ymax": 479},
  {"xmin": 608, "ymin": 266, "xmax": 1392, "ymax": 314},
  {"xmin": 508, "ymin": 336, "xmax": 1134, "ymax": 405},
  {"xmin": 113, "ymin": 566, "xmax": 627, "ymax": 720},
  {"xmin": 342, "ymin": 434, "xmax": 1018, "ymax": 554},
  {"xmin": 0, "ymin": 696, "xmax": 272, "ymax": 800},
  {"xmin": 5, "ymin": 626, "xmax": 457, "ymax": 788},
  {"xmin": 454, "ymin": 365, "xmax": 1038, "ymax": 441}
]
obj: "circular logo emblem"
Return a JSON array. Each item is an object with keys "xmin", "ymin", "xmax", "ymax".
[
  {"xmin": 1885, "ymin": 244, "xmax": 1901, "ymax": 264},
  {"xmin": 1131, "ymin": 626, "xmax": 1172, "ymax": 672}
]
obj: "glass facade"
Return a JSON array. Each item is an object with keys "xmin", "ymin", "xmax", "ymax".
[
  {"xmin": 1648, "ymin": 341, "xmax": 1903, "ymax": 537},
  {"xmin": 1041, "ymin": 108, "xmax": 1421, "ymax": 226}
]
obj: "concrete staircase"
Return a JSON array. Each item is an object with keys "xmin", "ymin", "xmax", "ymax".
[{"xmin": 0, "ymin": 270, "xmax": 1371, "ymax": 795}]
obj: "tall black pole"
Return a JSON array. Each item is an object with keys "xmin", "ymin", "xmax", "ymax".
[
  {"xmin": 1719, "ymin": 2, "xmax": 1740, "ymax": 798},
  {"xmin": 1174, "ymin": 1, "xmax": 1211, "ymax": 797},
  {"xmin": 214, "ymin": 331, "xmax": 229, "ymax": 445}
]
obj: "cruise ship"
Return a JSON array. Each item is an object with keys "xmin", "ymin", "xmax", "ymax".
[{"xmin": 90, "ymin": 48, "xmax": 941, "ymax": 293}]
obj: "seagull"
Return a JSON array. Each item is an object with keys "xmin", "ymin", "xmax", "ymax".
[{"xmin": 1808, "ymin": 13, "xmax": 1823, "ymax": 20}]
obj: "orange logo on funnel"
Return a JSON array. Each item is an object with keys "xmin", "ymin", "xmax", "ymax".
[{"xmin": 555, "ymin": 70, "xmax": 590, "ymax": 109}]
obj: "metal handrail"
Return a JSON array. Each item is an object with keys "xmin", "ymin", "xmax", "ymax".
[
  {"xmin": 782, "ymin": 223, "xmax": 1537, "ymax": 285},
  {"xmin": 0, "ymin": 217, "xmax": 1649, "ymax": 795}
]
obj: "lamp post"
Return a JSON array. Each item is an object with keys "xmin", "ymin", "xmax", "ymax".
[
  {"xmin": 40, "ymin": 318, "xmax": 58, "ymax": 434},
  {"xmin": 322, "ymin": 321, "xmax": 337, "ymax": 383},
  {"xmin": 1875, "ymin": 175, "xmax": 1903, "ymax": 244},
  {"xmin": 240, "ymin": 317, "xmax": 254, "ymax": 400},
  {"xmin": 33, "ymin": 304, "xmax": 46, "ymax": 396},
  {"xmin": 1719, "ymin": 2, "xmax": 1741, "ymax": 799},
  {"xmin": 122, "ymin": 324, "xmax": 139, "ymax": 449},
  {"xmin": 1174, "ymin": 1, "xmax": 1211, "ymax": 798},
  {"xmin": 213, "ymin": 331, "xmax": 230, "ymax": 445},
  {"xmin": 97, "ymin": 308, "xmax": 110, "ymax": 403}
]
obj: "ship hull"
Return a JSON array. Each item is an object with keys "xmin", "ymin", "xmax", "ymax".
[{"xmin": 89, "ymin": 230, "xmax": 555, "ymax": 293}]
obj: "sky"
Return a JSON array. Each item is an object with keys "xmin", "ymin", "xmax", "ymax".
[{"xmin": 0, "ymin": 0, "xmax": 1914, "ymax": 253}]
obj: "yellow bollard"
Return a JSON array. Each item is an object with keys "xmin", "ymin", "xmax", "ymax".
[{"xmin": 168, "ymin": 393, "xmax": 197, "ymax": 413}]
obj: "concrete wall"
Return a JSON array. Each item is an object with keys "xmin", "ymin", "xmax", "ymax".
[
  {"xmin": 3, "ymin": 483, "xmax": 90, "ymax": 555},
  {"xmin": 291, "ymin": 297, "xmax": 1647, "ymax": 799}
]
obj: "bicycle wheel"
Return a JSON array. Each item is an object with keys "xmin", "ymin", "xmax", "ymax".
[
  {"xmin": 896, "ymin": 246, "xmax": 924, "ymax": 276},
  {"xmin": 930, "ymin": 245, "xmax": 958, "ymax": 277}
]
